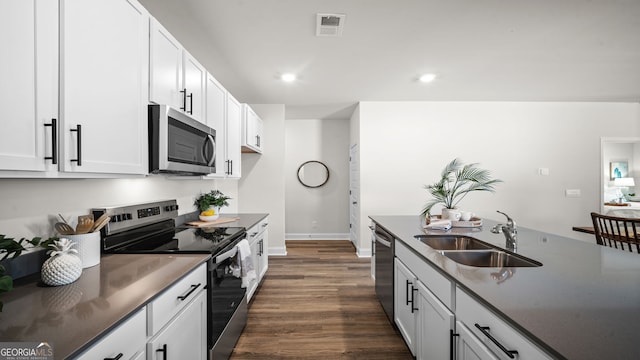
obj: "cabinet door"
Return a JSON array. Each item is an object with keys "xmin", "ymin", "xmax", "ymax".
[
  {"xmin": 258, "ymin": 225, "xmax": 268, "ymax": 279},
  {"xmin": 247, "ymin": 238, "xmax": 260, "ymax": 302},
  {"xmin": 456, "ymin": 321, "xmax": 499, "ymax": 360},
  {"xmin": 76, "ymin": 308, "xmax": 146, "ymax": 360},
  {"xmin": 60, "ymin": 0, "xmax": 149, "ymax": 175},
  {"xmin": 205, "ymin": 73, "xmax": 227, "ymax": 178},
  {"xmin": 416, "ymin": 281, "xmax": 454, "ymax": 360},
  {"xmin": 149, "ymin": 17, "xmax": 183, "ymax": 109},
  {"xmin": 148, "ymin": 290, "xmax": 207, "ymax": 360},
  {"xmin": 0, "ymin": 0, "xmax": 57, "ymax": 172},
  {"xmin": 394, "ymin": 258, "xmax": 417, "ymax": 355},
  {"xmin": 226, "ymin": 94, "xmax": 242, "ymax": 178},
  {"xmin": 183, "ymin": 51, "xmax": 206, "ymax": 122}
]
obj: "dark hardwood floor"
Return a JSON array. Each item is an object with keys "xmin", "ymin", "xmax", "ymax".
[{"xmin": 231, "ymin": 240, "xmax": 412, "ymax": 359}]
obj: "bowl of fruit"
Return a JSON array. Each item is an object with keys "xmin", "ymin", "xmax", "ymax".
[{"xmin": 199, "ymin": 208, "xmax": 219, "ymax": 222}]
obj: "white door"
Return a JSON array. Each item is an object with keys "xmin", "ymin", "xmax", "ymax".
[
  {"xmin": 416, "ymin": 281, "xmax": 455, "ymax": 360},
  {"xmin": 149, "ymin": 17, "xmax": 183, "ymax": 108},
  {"xmin": 147, "ymin": 291, "xmax": 207, "ymax": 360},
  {"xmin": 60, "ymin": 0, "xmax": 149, "ymax": 175},
  {"xmin": 349, "ymin": 144, "xmax": 360, "ymax": 248},
  {"xmin": 226, "ymin": 94, "xmax": 242, "ymax": 178},
  {"xmin": 0, "ymin": 0, "xmax": 57, "ymax": 172},
  {"xmin": 205, "ymin": 72, "xmax": 227, "ymax": 177},
  {"xmin": 183, "ymin": 51, "xmax": 206, "ymax": 122},
  {"xmin": 394, "ymin": 258, "xmax": 417, "ymax": 356}
]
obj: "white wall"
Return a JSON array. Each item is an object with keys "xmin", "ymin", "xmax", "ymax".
[
  {"xmin": 355, "ymin": 101, "xmax": 640, "ymax": 253},
  {"xmin": 284, "ymin": 119, "xmax": 350, "ymax": 239},
  {"xmin": 239, "ymin": 104, "xmax": 286, "ymax": 255},
  {"xmin": 0, "ymin": 176, "xmax": 238, "ymax": 239}
]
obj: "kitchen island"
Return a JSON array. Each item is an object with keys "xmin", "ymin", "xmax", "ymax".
[{"xmin": 371, "ymin": 215, "xmax": 640, "ymax": 360}]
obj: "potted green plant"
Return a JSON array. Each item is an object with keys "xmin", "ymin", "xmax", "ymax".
[
  {"xmin": 194, "ymin": 190, "xmax": 231, "ymax": 214},
  {"xmin": 1, "ymin": 235, "xmax": 56, "ymax": 311},
  {"xmin": 421, "ymin": 158, "xmax": 502, "ymax": 218}
]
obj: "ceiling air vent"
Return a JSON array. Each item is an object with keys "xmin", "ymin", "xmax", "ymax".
[{"xmin": 316, "ymin": 13, "xmax": 346, "ymax": 37}]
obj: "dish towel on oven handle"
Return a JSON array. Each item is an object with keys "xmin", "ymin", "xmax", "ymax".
[{"xmin": 233, "ymin": 239, "xmax": 256, "ymax": 288}]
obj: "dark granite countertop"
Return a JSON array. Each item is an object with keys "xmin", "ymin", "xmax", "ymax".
[
  {"xmin": 0, "ymin": 253, "xmax": 210, "ymax": 359},
  {"xmin": 370, "ymin": 215, "xmax": 640, "ymax": 360}
]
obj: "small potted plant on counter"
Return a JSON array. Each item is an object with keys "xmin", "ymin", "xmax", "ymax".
[
  {"xmin": 195, "ymin": 190, "xmax": 231, "ymax": 221},
  {"xmin": 421, "ymin": 158, "xmax": 502, "ymax": 220}
]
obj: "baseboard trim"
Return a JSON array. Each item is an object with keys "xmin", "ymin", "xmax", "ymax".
[
  {"xmin": 357, "ymin": 248, "xmax": 372, "ymax": 258},
  {"xmin": 285, "ymin": 233, "xmax": 350, "ymax": 240},
  {"xmin": 268, "ymin": 246, "xmax": 287, "ymax": 256}
]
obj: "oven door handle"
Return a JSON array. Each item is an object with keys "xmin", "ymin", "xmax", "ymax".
[
  {"xmin": 215, "ymin": 245, "xmax": 238, "ymax": 264},
  {"xmin": 374, "ymin": 232, "xmax": 392, "ymax": 248}
]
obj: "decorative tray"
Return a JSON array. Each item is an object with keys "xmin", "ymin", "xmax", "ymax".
[{"xmin": 427, "ymin": 215, "xmax": 483, "ymax": 228}]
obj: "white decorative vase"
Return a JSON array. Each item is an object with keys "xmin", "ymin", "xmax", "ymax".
[
  {"xmin": 441, "ymin": 208, "xmax": 461, "ymax": 221},
  {"xmin": 41, "ymin": 238, "xmax": 82, "ymax": 286}
]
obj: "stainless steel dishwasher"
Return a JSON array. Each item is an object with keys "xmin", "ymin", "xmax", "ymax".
[{"xmin": 372, "ymin": 223, "xmax": 394, "ymax": 324}]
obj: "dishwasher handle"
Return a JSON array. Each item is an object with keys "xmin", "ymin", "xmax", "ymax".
[{"xmin": 373, "ymin": 231, "xmax": 392, "ymax": 248}]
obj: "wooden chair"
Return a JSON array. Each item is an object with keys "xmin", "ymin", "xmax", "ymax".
[{"xmin": 590, "ymin": 212, "xmax": 640, "ymax": 253}]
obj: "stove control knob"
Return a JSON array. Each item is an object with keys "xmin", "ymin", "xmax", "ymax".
[
  {"xmin": 124, "ymin": 213, "xmax": 132, "ymax": 220},
  {"xmin": 114, "ymin": 214, "xmax": 122, "ymax": 222}
]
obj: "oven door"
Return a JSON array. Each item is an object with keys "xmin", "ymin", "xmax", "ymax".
[
  {"xmin": 149, "ymin": 104, "xmax": 216, "ymax": 175},
  {"xmin": 208, "ymin": 242, "xmax": 247, "ymax": 360}
]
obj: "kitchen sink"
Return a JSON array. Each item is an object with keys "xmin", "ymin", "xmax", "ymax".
[
  {"xmin": 439, "ymin": 250, "xmax": 542, "ymax": 268},
  {"xmin": 414, "ymin": 235, "xmax": 494, "ymax": 251}
]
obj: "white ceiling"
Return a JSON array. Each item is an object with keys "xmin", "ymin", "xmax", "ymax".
[{"xmin": 139, "ymin": 0, "xmax": 640, "ymax": 119}]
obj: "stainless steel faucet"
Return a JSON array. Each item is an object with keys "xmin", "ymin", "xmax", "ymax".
[{"xmin": 491, "ymin": 211, "xmax": 517, "ymax": 252}]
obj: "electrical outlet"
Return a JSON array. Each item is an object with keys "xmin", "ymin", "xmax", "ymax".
[
  {"xmin": 565, "ymin": 189, "xmax": 581, "ymax": 197},
  {"xmin": 538, "ymin": 168, "xmax": 550, "ymax": 176}
]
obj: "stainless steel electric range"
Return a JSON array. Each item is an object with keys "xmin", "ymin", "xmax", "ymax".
[{"xmin": 92, "ymin": 199, "xmax": 247, "ymax": 360}]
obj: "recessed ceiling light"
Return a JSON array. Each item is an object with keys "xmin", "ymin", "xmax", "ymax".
[
  {"xmin": 281, "ymin": 73, "xmax": 296, "ymax": 82},
  {"xmin": 419, "ymin": 73, "xmax": 437, "ymax": 83}
]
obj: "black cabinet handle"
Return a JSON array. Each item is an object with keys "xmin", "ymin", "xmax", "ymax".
[
  {"xmin": 411, "ymin": 286, "xmax": 418, "ymax": 313},
  {"xmin": 259, "ymin": 239, "xmax": 263, "ymax": 256},
  {"xmin": 44, "ymin": 118, "xmax": 57, "ymax": 164},
  {"xmin": 70, "ymin": 124, "xmax": 82, "ymax": 166},
  {"xmin": 405, "ymin": 280, "xmax": 411, "ymax": 306},
  {"xmin": 177, "ymin": 283, "xmax": 201, "ymax": 301},
  {"xmin": 180, "ymin": 88, "xmax": 187, "ymax": 111},
  {"xmin": 450, "ymin": 330, "xmax": 459, "ymax": 360},
  {"xmin": 104, "ymin": 354, "xmax": 123, "ymax": 360},
  {"xmin": 474, "ymin": 323, "xmax": 518, "ymax": 359},
  {"xmin": 255, "ymin": 134, "xmax": 260, "ymax": 147},
  {"xmin": 156, "ymin": 344, "xmax": 167, "ymax": 360},
  {"xmin": 188, "ymin": 92, "xmax": 193, "ymax": 114}
]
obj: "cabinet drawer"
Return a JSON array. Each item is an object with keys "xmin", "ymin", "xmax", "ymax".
[
  {"xmin": 76, "ymin": 307, "xmax": 146, "ymax": 360},
  {"xmin": 247, "ymin": 217, "xmax": 268, "ymax": 244},
  {"xmin": 456, "ymin": 287, "xmax": 553, "ymax": 360},
  {"xmin": 148, "ymin": 263, "xmax": 207, "ymax": 335},
  {"xmin": 396, "ymin": 241, "xmax": 453, "ymax": 309}
]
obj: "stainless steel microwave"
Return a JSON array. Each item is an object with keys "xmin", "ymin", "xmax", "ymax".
[{"xmin": 149, "ymin": 104, "xmax": 216, "ymax": 175}]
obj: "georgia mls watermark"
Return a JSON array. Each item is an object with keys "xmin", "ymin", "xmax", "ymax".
[{"xmin": 0, "ymin": 342, "xmax": 54, "ymax": 360}]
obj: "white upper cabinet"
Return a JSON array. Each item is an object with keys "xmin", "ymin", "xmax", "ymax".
[
  {"xmin": 149, "ymin": 18, "xmax": 182, "ymax": 109},
  {"xmin": 226, "ymin": 94, "xmax": 242, "ymax": 177},
  {"xmin": 149, "ymin": 17, "xmax": 206, "ymax": 123},
  {"xmin": 241, "ymin": 104, "xmax": 263, "ymax": 154},
  {"xmin": 183, "ymin": 51, "xmax": 206, "ymax": 122},
  {"xmin": 60, "ymin": 0, "xmax": 149, "ymax": 175},
  {"xmin": 205, "ymin": 72, "xmax": 227, "ymax": 178},
  {"xmin": 0, "ymin": 0, "xmax": 58, "ymax": 173}
]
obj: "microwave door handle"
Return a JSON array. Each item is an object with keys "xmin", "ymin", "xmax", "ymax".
[
  {"xmin": 202, "ymin": 134, "xmax": 215, "ymax": 166},
  {"xmin": 215, "ymin": 245, "xmax": 238, "ymax": 264}
]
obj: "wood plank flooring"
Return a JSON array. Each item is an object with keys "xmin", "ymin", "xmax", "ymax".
[{"xmin": 230, "ymin": 240, "xmax": 412, "ymax": 359}]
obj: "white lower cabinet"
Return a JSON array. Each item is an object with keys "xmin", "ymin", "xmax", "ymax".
[
  {"xmin": 394, "ymin": 258, "xmax": 417, "ymax": 355},
  {"xmin": 147, "ymin": 290, "xmax": 207, "ymax": 360},
  {"xmin": 416, "ymin": 281, "xmax": 455, "ymax": 360},
  {"xmin": 246, "ymin": 217, "xmax": 269, "ymax": 302},
  {"xmin": 75, "ymin": 308, "xmax": 146, "ymax": 360},
  {"xmin": 456, "ymin": 320, "xmax": 499, "ymax": 360},
  {"xmin": 455, "ymin": 288, "xmax": 552, "ymax": 360}
]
